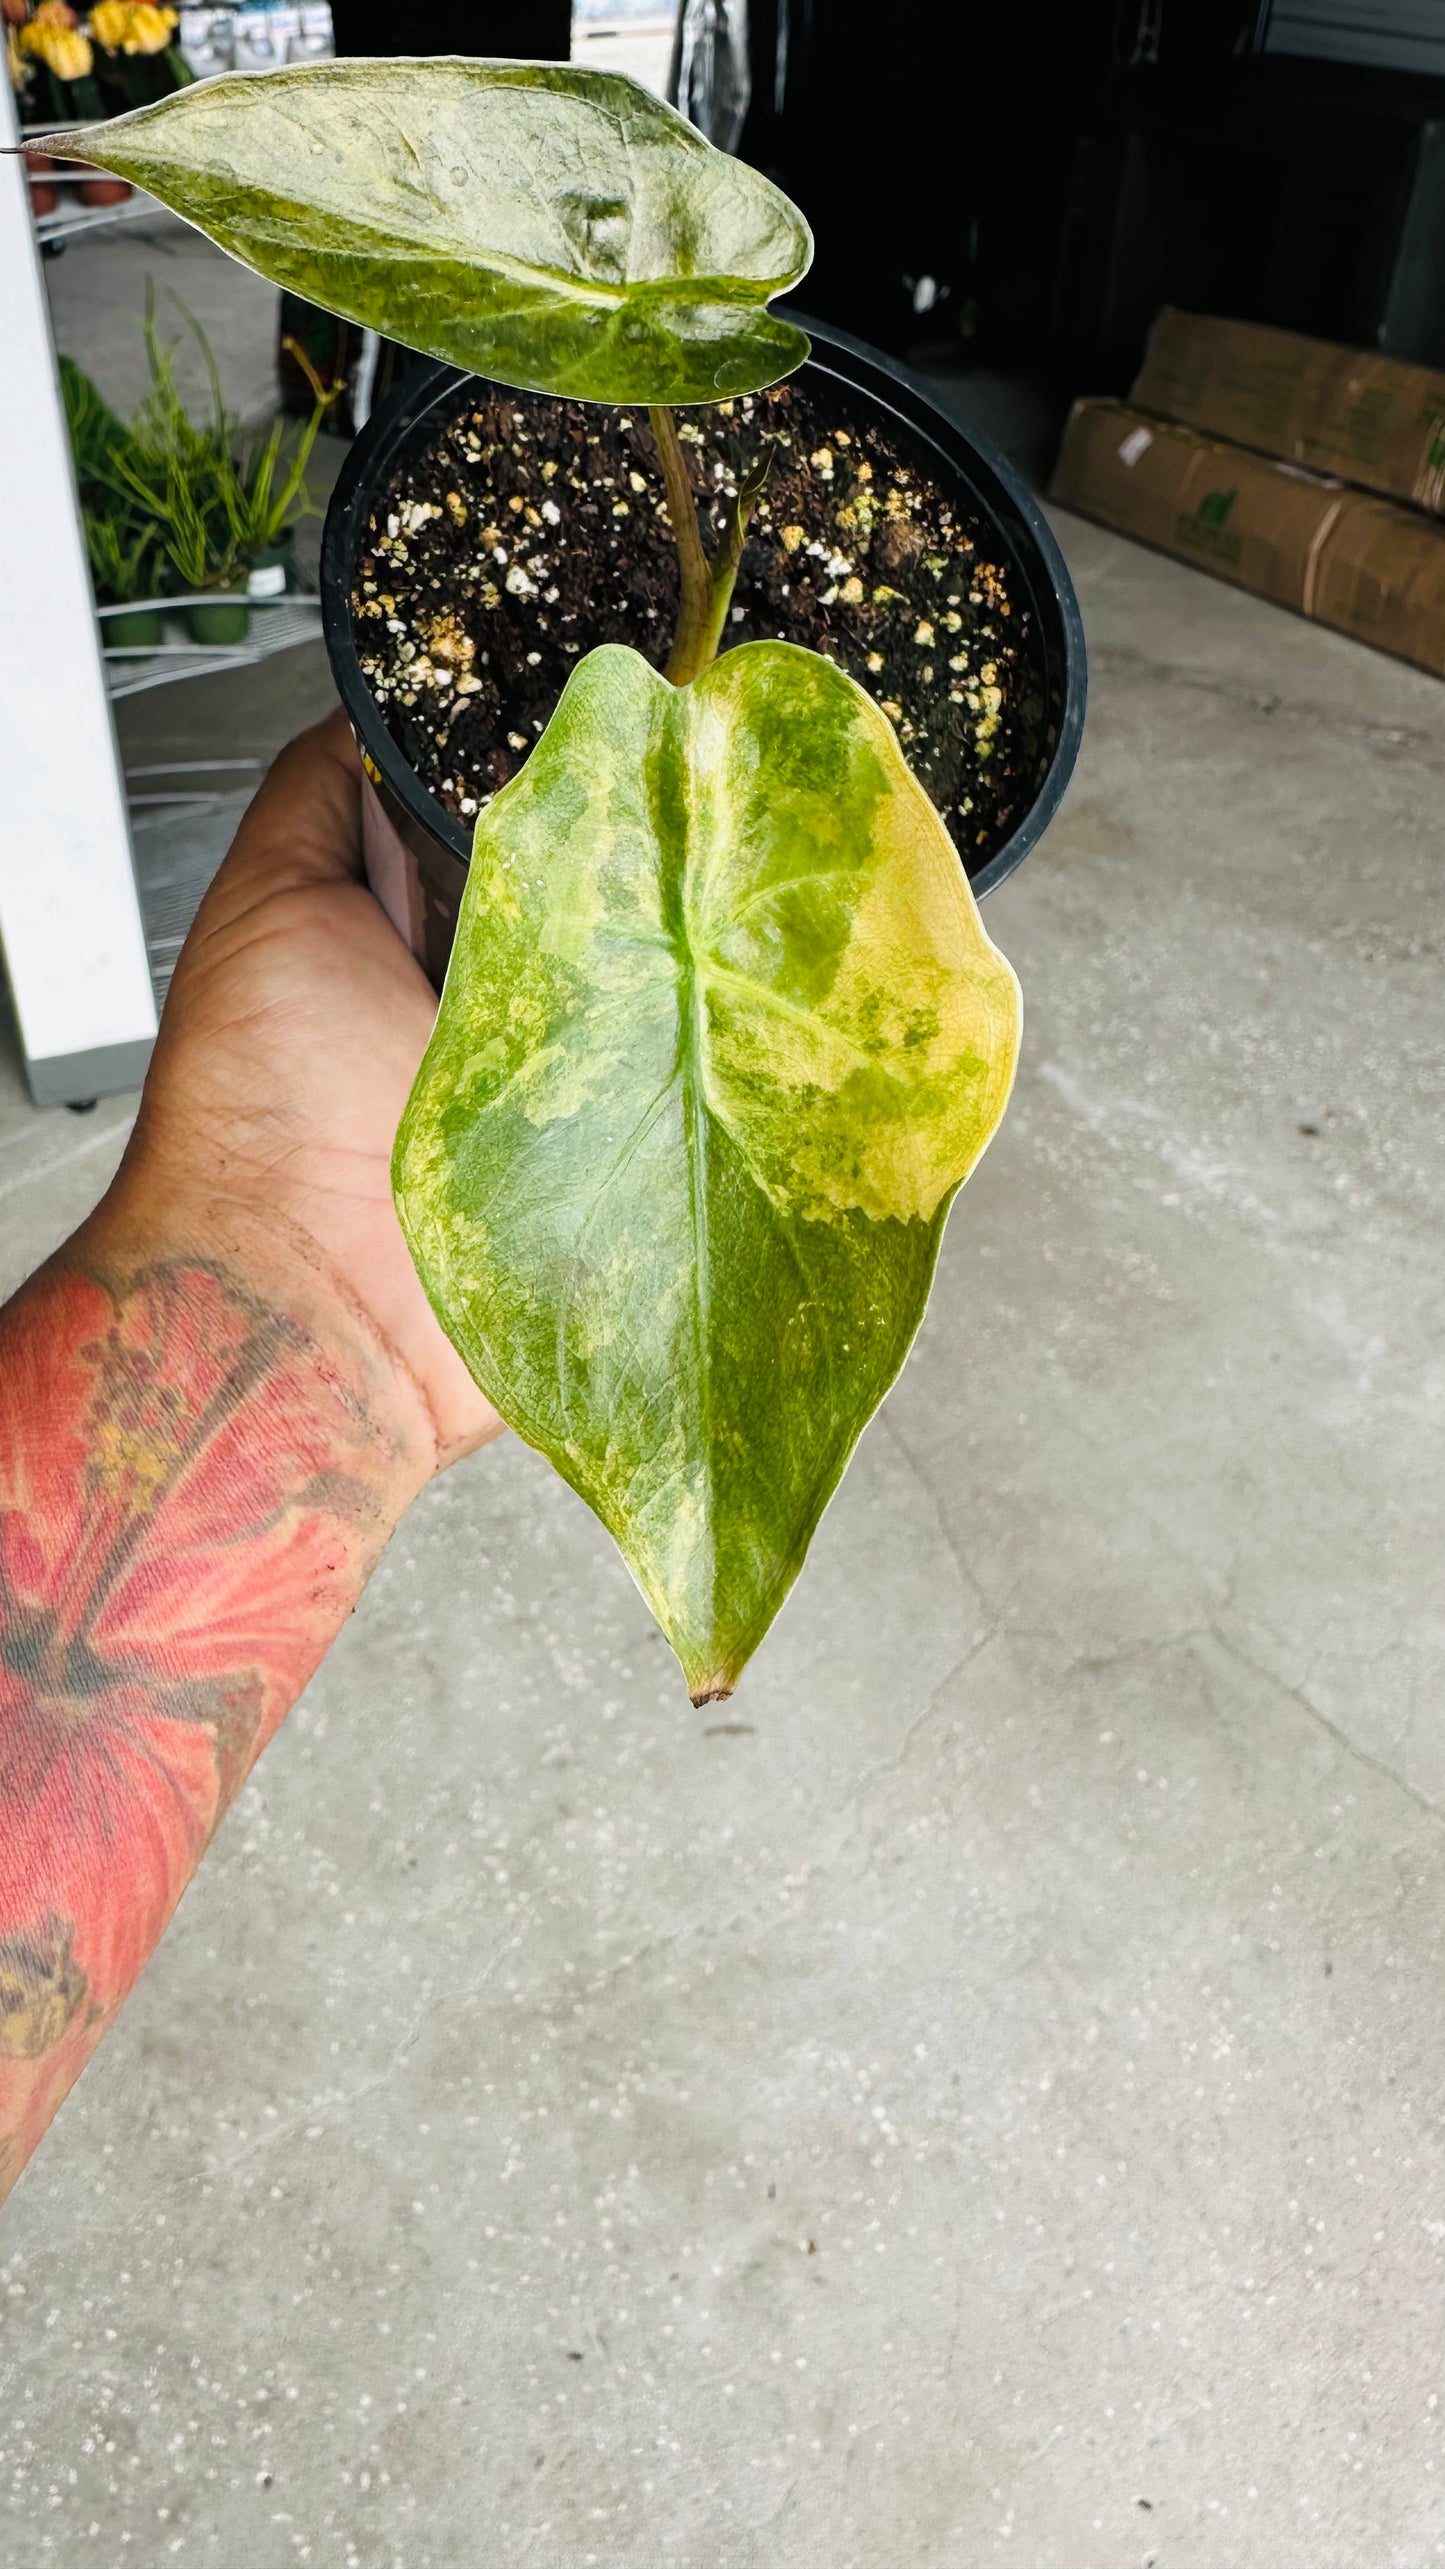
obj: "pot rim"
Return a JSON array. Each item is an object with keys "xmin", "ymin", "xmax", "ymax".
[{"xmin": 320, "ymin": 314, "xmax": 1087, "ymax": 901}]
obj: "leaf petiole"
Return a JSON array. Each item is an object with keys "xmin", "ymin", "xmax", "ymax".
[{"xmin": 649, "ymin": 405, "xmax": 773, "ymax": 686}]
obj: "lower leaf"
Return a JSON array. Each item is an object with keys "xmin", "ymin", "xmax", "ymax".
[{"xmin": 393, "ymin": 640, "xmax": 1020, "ymax": 1699}]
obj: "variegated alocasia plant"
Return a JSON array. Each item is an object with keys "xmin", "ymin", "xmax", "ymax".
[
  {"xmin": 44, "ymin": 60, "xmax": 1022, "ymax": 1698},
  {"xmin": 394, "ymin": 644, "xmax": 1019, "ymax": 1701}
]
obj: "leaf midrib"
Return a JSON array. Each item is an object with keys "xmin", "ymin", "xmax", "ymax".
[{"xmin": 663, "ymin": 692, "xmax": 719, "ymax": 1614}]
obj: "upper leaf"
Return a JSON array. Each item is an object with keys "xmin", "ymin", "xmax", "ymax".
[
  {"xmin": 44, "ymin": 58, "xmax": 813, "ymax": 404},
  {"xmin": 393, "ymin": 641, "xmax": 1021, "ymax": 1701}
]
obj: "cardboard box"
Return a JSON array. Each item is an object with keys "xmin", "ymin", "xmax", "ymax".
[
  {"xmin": 1131, "ymin": 307, "xmax": 1445, "ymax": 517},
  {"xmin": 1049, "ymin": 399, "xmax": 1445, "ymax": 678}
]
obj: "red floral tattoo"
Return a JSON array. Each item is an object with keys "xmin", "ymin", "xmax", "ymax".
[{"xmin": 0, "ymin": 1257, "xmax": 404, "ymax": 2198}]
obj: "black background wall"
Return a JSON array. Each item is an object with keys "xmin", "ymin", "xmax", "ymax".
[
  {"xmin": 327, "ymin": 1, "xmax": 571, "ymax": 60},
  {"xmin": 738, "ymin": 0, "xmax": 1445, "ymax": 389}
]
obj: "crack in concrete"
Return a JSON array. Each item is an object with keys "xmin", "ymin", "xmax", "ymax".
[
  {"xmin": 574, "ymin": 1639, "xmax": 1006, "ymax": 2002},
  {"xmin": 204, "ymin": 1921, "xmax": 538, "ymax": 2184},
  {"xmin": 876, "ymin": 1409, "xmax": 997, "ymax": 1621},
  {"xmin": 13, "ymin": 1921, "xmax": 542, "ymax": 2262},
  {"xmin": 836, "ymin": 1629, "xmax": 1000, "ymax": 1829},
  {"xmin": 1206, "ymin": 1623, "xmax": 1444, "ymax": 1829}
]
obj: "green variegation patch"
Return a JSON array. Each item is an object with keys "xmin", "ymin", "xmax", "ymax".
[
  {"xmin": 394, "ymin": 641, "xmax": 1020, "ymax": 1700},
  {"xmin": 44, "ymin": 59, "xmax": 812, "ymax": 404}
]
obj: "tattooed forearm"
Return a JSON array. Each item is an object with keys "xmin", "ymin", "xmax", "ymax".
[{"xmin": 0, "ymin": 1249, "xmax": 422, "ymax": 2200}]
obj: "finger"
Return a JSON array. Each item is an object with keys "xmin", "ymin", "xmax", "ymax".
[{"xmin": 206, "ymin": 709, "xmax": 366, "ymax": 917}]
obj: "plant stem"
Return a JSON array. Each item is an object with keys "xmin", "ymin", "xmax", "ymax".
[
  {"xmin": 648, "ymin": 404, "xmax": 770, "ymax": 687},
  {"xmin": 647, "ymin": 404, "xmax": 714, "ymax": 683}
]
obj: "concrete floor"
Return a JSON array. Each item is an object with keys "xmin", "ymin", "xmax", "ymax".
[
  {"xmin": 43, "ymin": 208, "xmax": 284, "ymax": 426},
  {"xmin": 1, "ymin": 237, "xmax": 1442, "ymax": 2568}
]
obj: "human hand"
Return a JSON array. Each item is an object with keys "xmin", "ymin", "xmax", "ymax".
[
  {"xmin": 100, "ymin": 709, "xmax": 502, "ymax": 1470},
  {"xmin": 0, "ymin": 714, "xmax": 505, "ymax": 2193}
]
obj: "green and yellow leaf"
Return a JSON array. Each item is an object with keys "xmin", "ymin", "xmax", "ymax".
[
  {"xmin": 45, "ymin": 58, "xmax": 812, "ymax": 404},
  {"xmin": 393, "ymin": 640, "xmax": 1020, "ymax": 1701}
]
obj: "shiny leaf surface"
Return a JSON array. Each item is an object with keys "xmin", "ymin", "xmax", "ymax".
[
  {"xmin": 45, "ymin": 58, "xmax": 812, "ymax": 403},
  {"xmin": 394, "ymin": 642, "xmax": 1021, "ymax": 1700}
]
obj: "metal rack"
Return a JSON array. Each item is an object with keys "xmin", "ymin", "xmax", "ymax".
[
  {"xmin": 99, "ymin": 593, "xmax": 326, "ymax": 700},
  {"xmin": 125, "ymin": 762, "xmax": 265, "ymax": 1003},
  {"xmin": 34, "ymin": 188, "xmax": 166, "ymax": 251},
  {"xmin": 20, "ymin": 126, "xmax": 165, "ymax": 249}
]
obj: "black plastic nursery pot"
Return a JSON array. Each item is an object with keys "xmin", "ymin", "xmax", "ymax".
[{"xmin": 320, "ymin": 318, "xmax": 1086, "ymax": 989}]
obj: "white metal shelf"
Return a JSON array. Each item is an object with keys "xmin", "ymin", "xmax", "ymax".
[
  {"xmin": 21, "ymin": 129, "xmax": 168, "ymax": 248},
  {"xmin": 34, "ymin": 190, "xmax": 168, "ymax": 250},
  {"xmin": 101, "ymin": 595, "xmax": 325, "ymax": 698}
]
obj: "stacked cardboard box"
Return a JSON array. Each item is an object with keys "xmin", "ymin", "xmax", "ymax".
[{"xmin": 1050, "ymin": 309, "xmax": 1445, "ymax": 677}]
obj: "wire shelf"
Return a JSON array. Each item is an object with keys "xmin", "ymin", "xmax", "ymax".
[
  {"xmin": 32, "ymin": 190, "xmax": 168, "ymax": 249},
  {"xmin": 101, "ymin": 595, "xmax": 325, "ymax": 698}
]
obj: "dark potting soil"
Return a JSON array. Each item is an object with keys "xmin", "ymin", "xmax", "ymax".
[{"xmin": 352, "ymin": 378, "xmax": 1048, "ymax": 868}]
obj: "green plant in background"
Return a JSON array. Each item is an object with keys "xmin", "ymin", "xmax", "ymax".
[
  {"xmin": 71, "ymin": 294, "xmax": 335, "ymax": 600},
  {"xmin": 112, "ymin": 294, "xmax": 248, "ymax": 595},
  {"xmin": 59, "ymin": 355, "xmax": 134, "ymax": 493},
  {"xmin": 80, "ymin": 503, "xmax": 156, "ymax": 605},
  {"xmin": 60, "ymin": 356, "xmax": 163, "ymax": 608},
  {"xmin": 216, "ymin": 344, "xmax": 338, "ymax": 570},
  {"xmin": 47, "ymin": 62, "xmax": 1023, "ymax": 1700},
  {"xmin": 59, "ymin": 351, "xmax": 144, "ymax": 531}
]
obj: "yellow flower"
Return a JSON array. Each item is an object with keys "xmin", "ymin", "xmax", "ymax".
[
  {"xmin": 89, "ymin": 0, "xmax": 174, "ymax": 48},
  {"xmin": 19, "ymin": 15, "xmax": 93, "ymax": 74}
]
